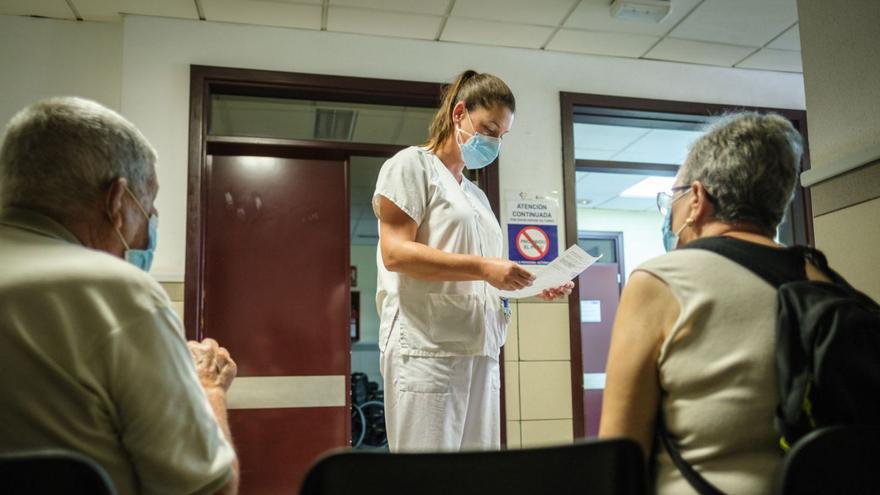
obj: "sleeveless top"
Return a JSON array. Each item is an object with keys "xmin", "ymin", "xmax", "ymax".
[{"xmin": 636, "ymin": 237, "xmax": 805, "ymax": 494}]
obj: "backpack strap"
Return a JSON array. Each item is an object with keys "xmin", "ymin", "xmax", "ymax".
[
  {"xmin": 681, "ymin": 236, "xmax": 806, "ymax": 289},
  {"xmin": 656, "ymin": 412, "xmax": 726, "ymax": 495}
]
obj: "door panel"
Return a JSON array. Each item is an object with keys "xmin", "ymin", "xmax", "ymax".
[
  {"xmin": 579, "ymin": 263, "xmax": 621, "ymax": 437},
  {"xmin": 228, "ymin": 408, "xmax": 349, "ymax": 493},
  {"xmin": 202, "ymin": 154, "xmax": 350, "ymax": 493}
]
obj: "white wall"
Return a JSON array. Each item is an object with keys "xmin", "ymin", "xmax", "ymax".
[
  {"xmin": 798, "ymin": 0, "xmax": 880, "ymax": 173},
  {"xmin": 1, "ymin": 14, "xmax": 806, "ymax": 278},
  {"xmin": 798, "ymin": 0, "xmax": 880, "ymax": 300},
  {"xmin": 0, "ymin": 16, "xmax": 122, "ymax": 125},
  {"xmin": 576, "ymin": 208, "xmax": 665, "ymax": 281},
  {"xmin": 117, "ymin": 16, "xmax": 805, "ymax": 278}
]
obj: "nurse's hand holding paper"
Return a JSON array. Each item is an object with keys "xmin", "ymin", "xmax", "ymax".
[
  {"xmin": 539, "ymin": 281, "xmax": 575, "ymax": 301},
  {"xmin": 498, "ymin": 245, "xmax": 601, "ymax": 300}
]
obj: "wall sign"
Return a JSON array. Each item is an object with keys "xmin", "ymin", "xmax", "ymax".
[{"xmin": 505, "ymin": 191, "xmax": 560, "ymax": 265}]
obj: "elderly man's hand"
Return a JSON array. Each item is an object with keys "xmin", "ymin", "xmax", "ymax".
[{"xmin": 187, "ymin": 338, "xmax": 237, "ymax": 393}]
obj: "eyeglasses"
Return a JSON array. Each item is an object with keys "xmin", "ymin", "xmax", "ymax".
[{"xmin": 656, "ymin": 185, "xmax": 691, "ymax": 215}]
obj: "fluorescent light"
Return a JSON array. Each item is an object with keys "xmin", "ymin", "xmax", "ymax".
[
  {"xmin": 610, "ymin": 0, "xmax": 671, "ymax": 23},
  {"xmin": 619, "ymin": 176, "xmax": 676, "ymax": 198}
]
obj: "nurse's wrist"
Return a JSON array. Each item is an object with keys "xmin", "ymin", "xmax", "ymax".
[{"xmin": 475, "ymin": 257, "xmax": 491, "ymax": 280}]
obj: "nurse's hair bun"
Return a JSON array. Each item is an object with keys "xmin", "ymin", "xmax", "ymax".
[{"xmin": 424, "ymin": 70, "xmax": 515, "ymax": 151}]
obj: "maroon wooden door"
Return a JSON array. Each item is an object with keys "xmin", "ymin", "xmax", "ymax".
[
  {"xmin": 202, "ymin": 154, "xmax": 350, "ymax": 494},
  {"xmin": 579, "ymin": 263, "xmax": 621, "ymax": 437}
]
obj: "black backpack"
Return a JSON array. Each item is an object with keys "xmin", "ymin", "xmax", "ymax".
[{"xmin": 658, "ymin": 236, "xmax": 880, "ymax": 495}]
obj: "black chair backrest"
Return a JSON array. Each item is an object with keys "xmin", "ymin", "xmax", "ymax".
[
  {"xmin": 777, "ymin": 425, "xmax": 880, "ymax": 495},
  {"xmin": 300, "ymin": 437, "xmax": 645, "ymax": 495},
  {"xmin": 0, "ymin": 449, "xmax": 117, "ymax": 495}
]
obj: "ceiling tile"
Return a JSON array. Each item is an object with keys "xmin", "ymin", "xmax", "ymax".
[
  {"xmin": 0, "ymin": 0, "xmax": 75, "ymax": 19},
  {"xmin": 736, "ymin": 48, "xmax": 803, "ymax": 73},
  {"xmin": 330, "ymin": 0, "xmax": 449, "ymax": 16},
  {"xmin": 202, "ymin": 0, "xmax": 321, "ymax": 30},
  {"xmin": 613, "ymin": 129, "xmax": 703, "ymax": 164},
  {"xmin": 350, "ymin": 156, "xmax": 384, "ymax": 187},
  {"xmin": 118, "ymin": 0, "xmax": 201, "ymax": 19},
  {"xmin": 669, "ymin": 0, "xmax": 798, "ymax": 47},
  {"xmin": 574, "ymin": 123, "xmax": 650, "ymax": 152},
  {"xmin": 575, "ymin": 149, "xmax": 617, "ymax": 161},
  {"xmin": 68, "ymin": 0, "xmax": 118, "ymax": 22},
  {"xmin": 575, "ymin": 171, "xmax": 647, "ymax": 205},
  {"xmin": 546, "ymin": 29, "xmax": 659, "ymax": 58},
  {"xmin": 644, "ymin": 38, "xmax": 756, "ymax": 67},
  {"xmin": 328, "ymin": 7, "xmax": 441, "ymax": 41},
  {"xmin": 451, "ymin": 0, "xmax": 577, "ymax": 27},
  {"xmin": 441, "ymin": 17, "xmax": 555, "ymax": 49},
  {"xmin": 396, "ymin": 108, "xmax": 434, "ymax": 145},
  {"xmin": 564, "ymin": 0, "xmax": 701, "ymax": 36},
  {"xmin": 253, "ymin": 0, "xmax": 322, "ymax": 4},
  {"xmin": 767, "ymin": 23, "xmax": 800, "ymax": 51},
  {"xmin": 351, "ymin": 107, "xmax": 403, "ymax": 144},
  {"xmin": 595, "ymin": 196, "xmax": 657, "ymax": 211}
]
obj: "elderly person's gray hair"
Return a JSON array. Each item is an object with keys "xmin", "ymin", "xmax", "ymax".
[
  {"xmin": 682, "ymin": 111, "xmax": 803, "ymax": 236},
  {"xmin": 0, "ymin": 96, "xmax": 157, "ymax": 220}
]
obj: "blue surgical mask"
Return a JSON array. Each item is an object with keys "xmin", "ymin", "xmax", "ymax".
[
  {"xmin": 661, "ymin": 209, "xmax": 678, "ymax": 252},
  {"xmin": 456, "ymin": 110, "xmax": 501, "ymax": 170},
  {"xmin": 124, "ymin": 215, "xmax": 157, "ymax": 271},
  {"xmin": 113, "ymin": 186, "xmax": 158, "ymax": 272},
  {"xmin": 661, "ymin": 190, "xmax": 692, "ymax": 252}
]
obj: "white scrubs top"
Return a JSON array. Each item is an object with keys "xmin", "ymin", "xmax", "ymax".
[{"xmin": 373, "ymin": 146, "xmax": 507, "ymax": 358}]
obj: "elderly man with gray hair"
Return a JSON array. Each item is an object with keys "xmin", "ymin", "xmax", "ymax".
[{"xmin": 0, "ymin": 97, "xmax": 239, "ymax": 495}]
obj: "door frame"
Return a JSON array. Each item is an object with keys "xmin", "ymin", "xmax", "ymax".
[
  {"xmin": 560, "ymin": 92, "xmax": 813, "ymax": 438},
  {"xmin": 185, "ymin": 65, "xmax": 505, "ymax": 442},
  {"xmin": 187, "ymin": 65, "xmax": 501, "ymax": 337}
]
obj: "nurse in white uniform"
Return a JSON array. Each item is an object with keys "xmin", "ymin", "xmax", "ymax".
[{"xmin": 373, "ymin": 70, "xmax": 573, "ymax": 452}]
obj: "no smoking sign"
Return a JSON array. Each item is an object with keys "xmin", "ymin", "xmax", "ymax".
[
  {"xmin": 516, "ymin": 226, "xmax": 550, "ymax": 260},
  {"xmin": 508, "ymin": 224, "xmax": 558, "ymax": 265}
]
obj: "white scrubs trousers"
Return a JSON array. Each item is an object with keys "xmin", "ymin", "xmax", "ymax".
[{"xmin": 381, "ymin": 322, "xmax": 501, "ymax": 452}]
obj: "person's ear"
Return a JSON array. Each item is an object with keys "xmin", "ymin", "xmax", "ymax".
[
  {"xmin": 105, "ymin": 177, "xmax": 128, "ymax": 231},
  {"xmin": 689, "ymin": 181, "xmax": 713, "ymax": 225},
  {"xmin": 451, "ymin": 101, "xmax": 466, "ymax": 125}
]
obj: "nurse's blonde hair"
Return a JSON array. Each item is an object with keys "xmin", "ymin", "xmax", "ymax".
[{"xmin": 424, "ymin": 70, "xmax": 516, "ymax": 152}]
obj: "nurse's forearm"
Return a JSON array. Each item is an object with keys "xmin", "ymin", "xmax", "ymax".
[{"xmin": 382, "ymin": 239, "xmax": 487, "ymax": 281}]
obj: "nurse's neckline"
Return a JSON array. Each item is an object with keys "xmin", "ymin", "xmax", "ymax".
[{"xmin": 423, "ymin": 146, "xmax": 468, "ymax": 187}]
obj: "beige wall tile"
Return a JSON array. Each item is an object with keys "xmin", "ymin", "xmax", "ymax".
[
  {"xmin": 159, "ymin": 281, "xmax": 185, "ymax": 302},
  {"xmin": 520, "ymin": 419, "xmax": 573, "ymax": 448},
  {"xmin": 503, "ymin": 301, "xmax": 519, "ymax": 361},
  {"xmin": 504, "ymin": 361, "xmax": 520, "ymax": 421},
  {"xmin": 814, "ymin": 197, "xmax": 880, "ymax": 301},
  {"xmin": 519, "ymin": 361, "xmax": 573, "ymax": 420},
  {"xmin": 171, "ymin": 301, "xmax": 185, "ymax": 321},
  {"xmin": 518, "ymin": 302, "xmax": 570, "ymax": 361},
  {"xmin": 506, "ymin": 420, "xmax": 522, "ymax": 449}
]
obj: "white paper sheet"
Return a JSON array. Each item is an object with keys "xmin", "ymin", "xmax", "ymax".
[{"xmin": 499, "ymin": 245, "xmax": 601, "ymax": 299}]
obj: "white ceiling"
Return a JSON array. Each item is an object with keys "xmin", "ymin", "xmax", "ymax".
[
  {"xmin": 574, "ymin": 122, "xmax": 703, "ymax": 164},
  {"xmin": 576, "ymin": 170, "xmax": 674, "ymax": 213},
  {"xmin": 210, "ymin": 95, "xmax": 435, "ymax": 145},
  {"xmin": 3, "ymin": 0, "xmax": 804, "ymax": 73}
]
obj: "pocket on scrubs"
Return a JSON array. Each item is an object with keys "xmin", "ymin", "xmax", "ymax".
[
  {"xmin": 397, "ymin": 354, "xmax": 458, "ymax": 393},
  {"xmin": 426, "ymin": 293, "xmax": 484, "ymax": 347}
]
